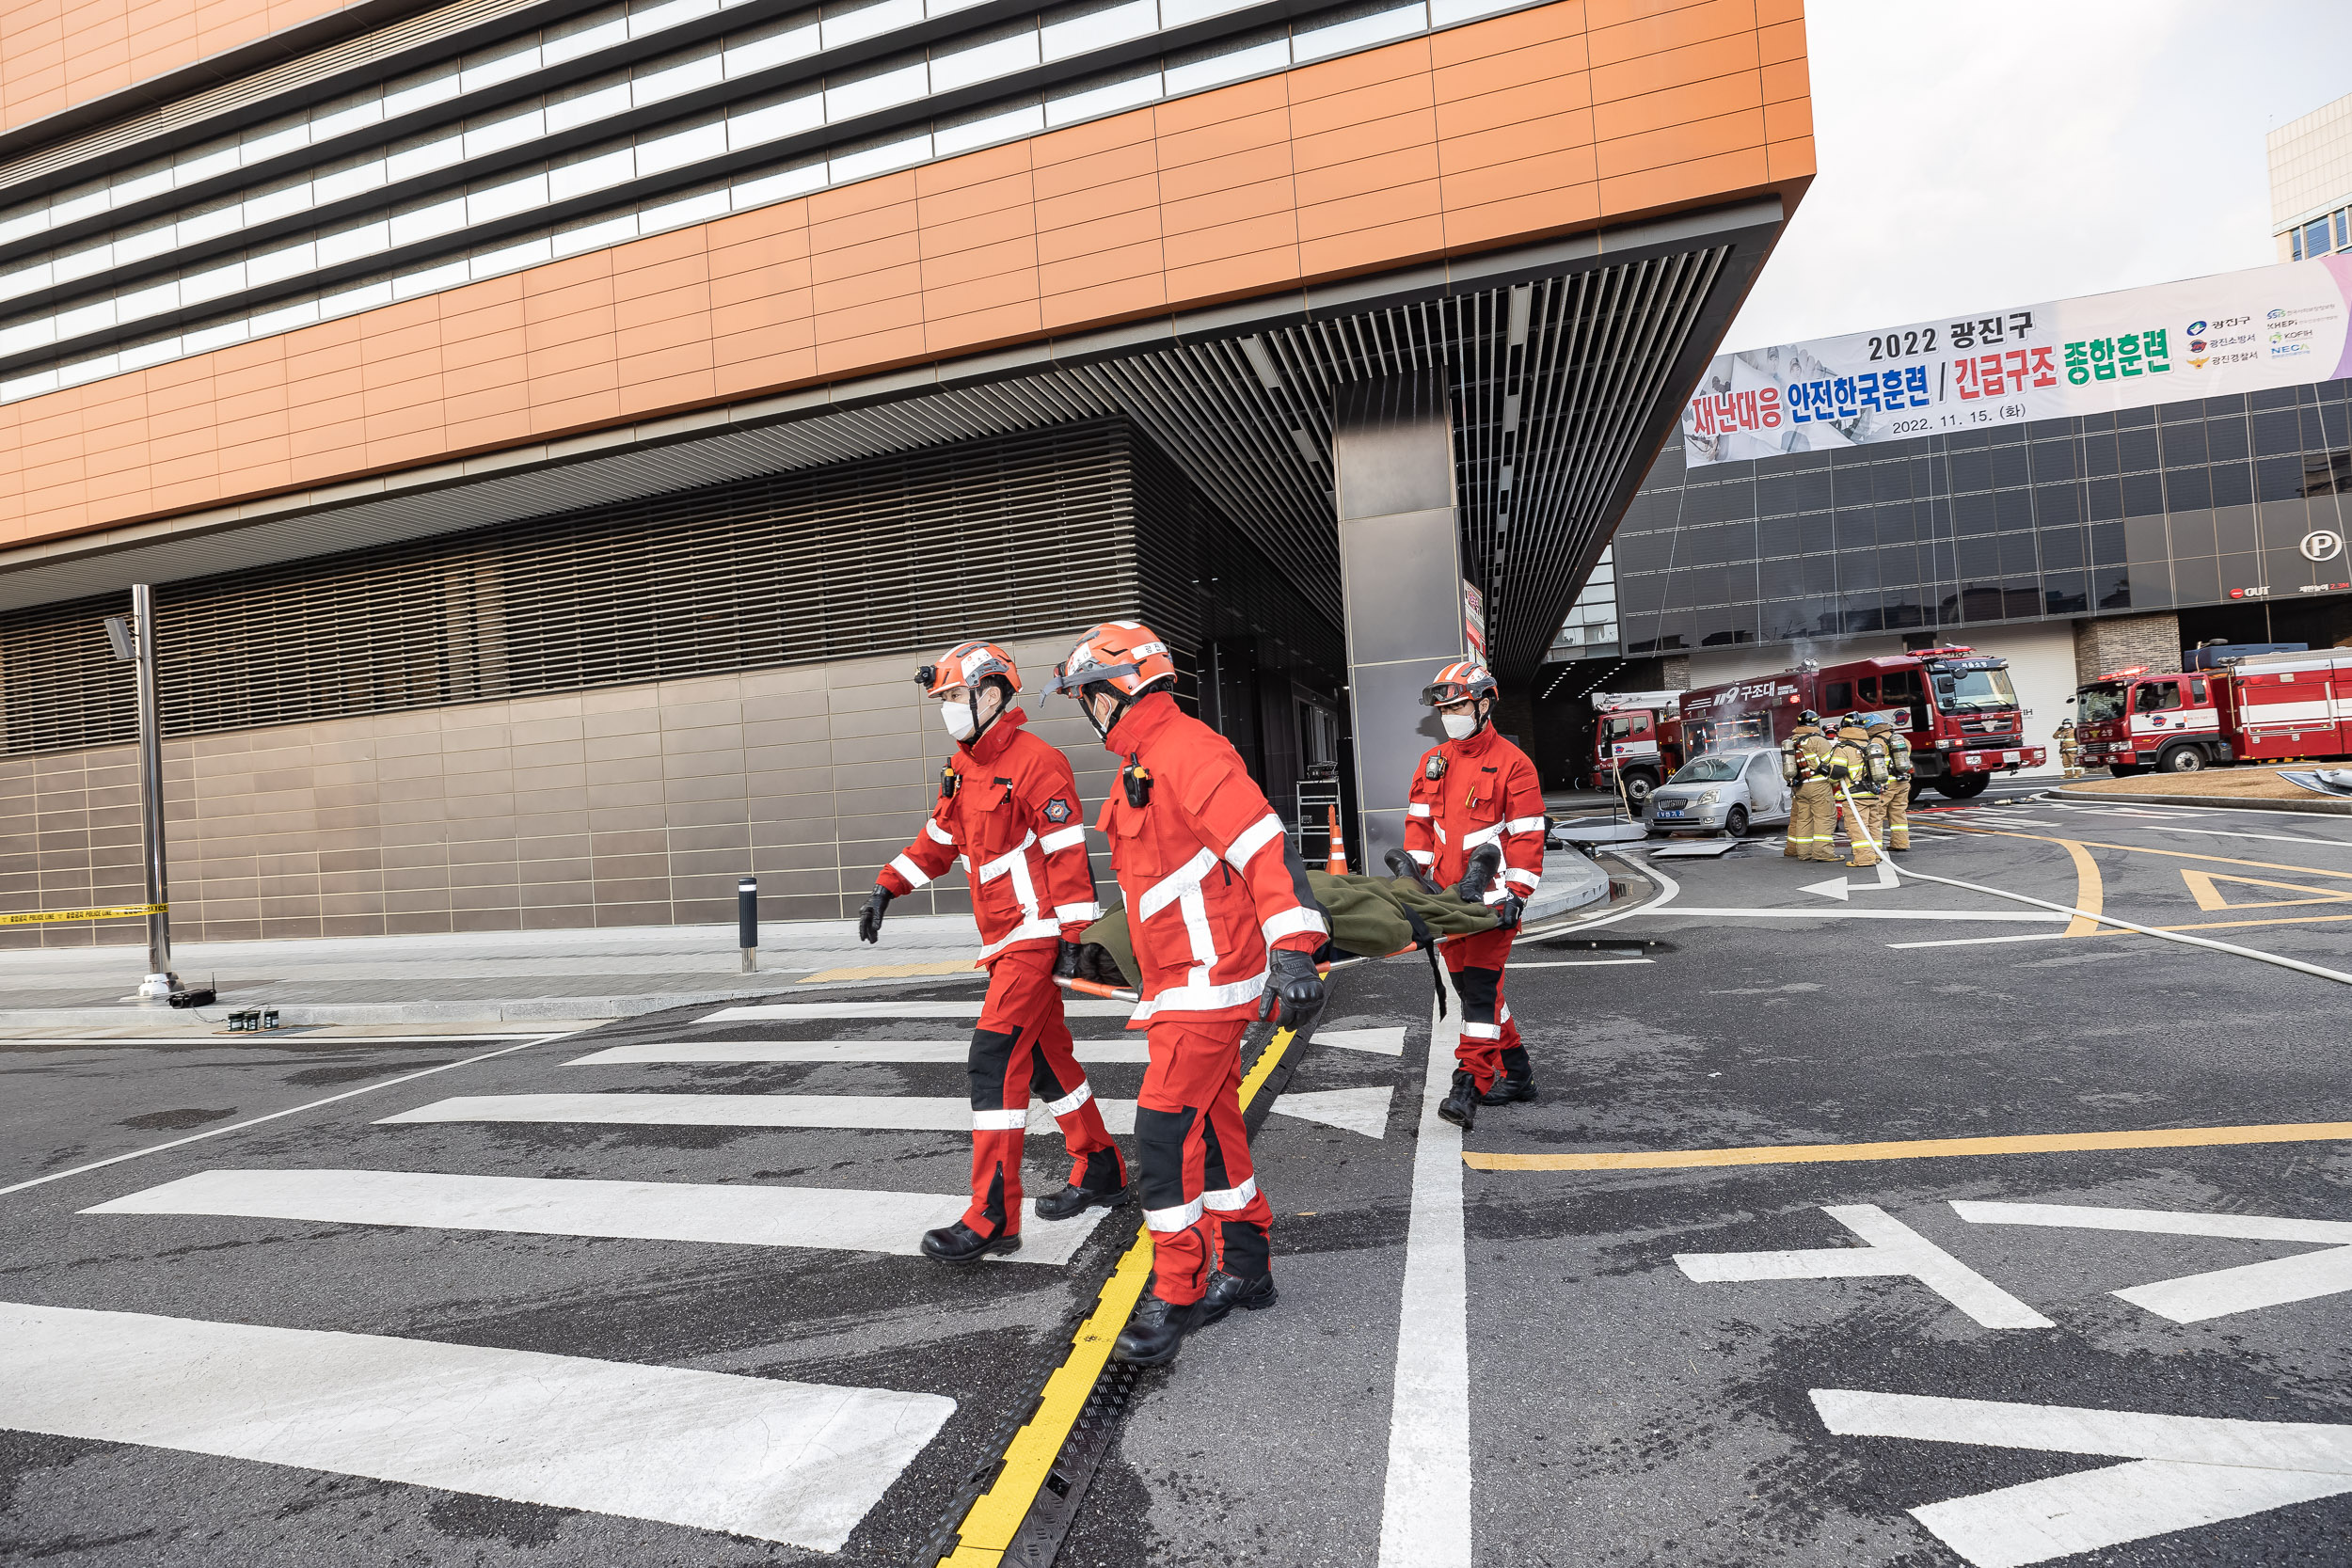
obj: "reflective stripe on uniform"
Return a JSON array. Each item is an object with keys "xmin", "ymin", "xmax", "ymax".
[
  {"xmin": 1505, "ymin": 816, "xmax": 1547, "ymax": 834},
  {"xmin": 1406, "ymin": 802, "xmax": 1432, "ymax": 818},
  {"xmin": 1200, "ymin": 1176, "xmax": 1258, "ymax": 1212},
  {"xmin": 1040, "ymin": 824, "xmax": 1087, "ymax": 854},
  {"xmin": 1041, "ymin": 1081, "xmax": 1093, "ymax": 1118},
  {"xmin": 975, "ymin": 917, "xmax": 1060, "ymax": 960},
  {"xmin": 1054, "ymin": 901, "xmax": 1103, "ymax": 925},
  {"xmin": 889, "ymin": 853, "xmax": 933, "ymax": 889},
  {"xmin": 1502, "ymin": 866, "xmax": 1540, "ymax": 893},
  {"xmin": 1137, "ymin": 847, "xmax": 1217, "ymax": 920},
  {"xmin": 1262, "ymin": 906, "xmax": 1327, "ymax": 944},
  {"xmin": 1224, "ymin": 813, "xmax": 1284, "ymax": 870},
  {"xmin": 973, "ymin": 1107, "xmax": 1027, "ymax": 1131},
  {"xmin": 1408, "ymin": 848, "xmax": 1435, "ymax": 865},
  {"xmin": 1462, "ymin": 1021, "xmax": 1502, "ymax": 1039},
  {"xmin": 924, "ymin": 820, "xmax": 955, "ymax": 845},
  {"xmin": 1461, "ymin": 822, "xmax": 1505, "ymax": 849},
  {"xmin": 1132, "ymin": 972, "xmax": 1265, "ymax": 1020},
  {"xmin": 1144, "ymin": 1196, "xmax": 1205, "ymax": 1231}
]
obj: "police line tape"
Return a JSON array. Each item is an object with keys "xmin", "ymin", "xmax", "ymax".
[{"xmin": 0, "ymin": 902, "xmax": 166, "ymax": 927}]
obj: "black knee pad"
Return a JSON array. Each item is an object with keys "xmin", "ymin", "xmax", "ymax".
[
  {"xmin": 965, "ymin": 1026, "xmax": 1020, "ymax": 1109},
  {"xmin": 1220, "ymin": 1220, "xmax": 1271, "ymax": 1278},
  {"xmin": 1132, "ymin": 1104, "xmax": 1197, "ymax": 1210},
  {"xmin": 1452, "ymin": 964, "xmax": 1502, "ymax": 1021},
  {"xmin": 1028, "ymin": 1053, "xmax": 1070, "ymax": 1103}
]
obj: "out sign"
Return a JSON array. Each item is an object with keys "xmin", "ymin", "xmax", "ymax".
[{"xmin": 2302, "ymin": 529, "xmax": 2344, "ymax": 563}]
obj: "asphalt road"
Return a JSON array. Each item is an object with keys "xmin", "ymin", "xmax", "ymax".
[{"xmin": 7, "ymin": 787, "xmax": 2352, "ymax": 1567}]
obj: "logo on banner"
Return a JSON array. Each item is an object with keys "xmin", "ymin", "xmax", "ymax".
[
  {"xmin": 2187, "ymin": 319, "xmax": 2208, "ymax": 334},
  {"xmin": 2301, "ymin": 530, "xmax": 2344, "ymax": 563}
]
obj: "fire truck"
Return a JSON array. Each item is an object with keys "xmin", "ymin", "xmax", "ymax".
[
  {"xmin": 1674, "ymin": 646, "xmax": 2044, "ymax": 799},
  {"xmin": 2071, "ymin": 649, "xmax": 2352, "ymax": 775},
  {"xmin": 1589, "ymin": 690, "xmax": 1685, "ymax": 804}
]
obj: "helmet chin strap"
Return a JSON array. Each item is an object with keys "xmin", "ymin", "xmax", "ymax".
[{"xmin": 966, "ymin": 677, "xmax": 1010, "ymax": 743}]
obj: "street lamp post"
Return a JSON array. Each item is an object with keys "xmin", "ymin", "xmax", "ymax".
[{"xmin": 104, "ymin": 585, "xmax": 177, "ymax": 1002}]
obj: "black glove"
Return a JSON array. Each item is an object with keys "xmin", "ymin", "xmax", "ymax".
[
  {"xmin": 1493, "ymin": 893, "xmax": 1525, "ymax": 929},
  {"xmin": 1385, "ymin": 846, "xmax": 1438, "ymax": 894},
  {"xmin": 855, "ymin": 885, "xmax": 893, "ymax": 943},
  {"xmin": 1257, "ymin": 946, "xmax": 1326, "ymax": 1034},
  {"xmin": 1453, "ymin": 844, "xmax": 1503, "ymax": 903},
  {"xmin": 1056, "ymin": 939, "xmax": 1129, "ymax": 988}
]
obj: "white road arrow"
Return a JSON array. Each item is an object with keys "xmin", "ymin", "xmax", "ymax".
[
  {"xmin": 1953, "ymin": 1199, "xmax": 2352, "ymax": 1323},
  {"xmin": 1676, "ymin": 1205, "xmax": 2051, "ymax": 1328},
  {"xmin": 1812, "ymin": 1387, "xmax": 2352, "ymax": 1568},
  {"xmin": 1800, "ymin": 860, "xmax": 1900, "ymax": 901}
]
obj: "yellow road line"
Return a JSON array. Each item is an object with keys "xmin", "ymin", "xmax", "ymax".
[
  {"xmin": 0, "ymin": 902, "xmax": 164, "ymax": 927},
  {"xmin": 1945, "ymin": 824, "xmax": 2352, "ymax": 881},
  {"xmin": 2058, "ymin": 838, "xmax": 2104, "ymax": 937},
  {"xmin": 940, "ymin": 1022, "xmax": 1295, "ymax": 1567},
  {"xmin": 797, "ymin": 960, "xmax": 975, "ymax": 984},
  {"xmin": 1463, "ymin": 1120, "xmax": 2352, "ymax": 1172}
]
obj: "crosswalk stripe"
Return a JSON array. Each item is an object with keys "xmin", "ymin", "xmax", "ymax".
[
  {"xmin": 0, "ymin": 1301, "xmax": 952, "ymax": 1551},
  {"xmin": 699, "ymin": 1001, "xmax": 1136, "ymax": 1022},
  {"xmin": 1316, "ymin": 1027, "xmax": 1406, "ymax": 1056},
  {"xmin": 85, "ymin": 1168, "xmax": 1112, "ymax": 1265},
  {"xmin": 381, "ymin": 1092, "xmax": 1142, "ymax": 1134},
  {"xmin": 566, "ymin": 1039, "xmax": 1154, "ymax": 1067}
]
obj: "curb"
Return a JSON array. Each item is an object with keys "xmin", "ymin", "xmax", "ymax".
[
  {"xmin": 2052, "ymin": 785, "xmax": 2352, "ymax": 816},
  {"xmin": 0, "ymin": 991, "xmax": 773, "ymax": 1029}
]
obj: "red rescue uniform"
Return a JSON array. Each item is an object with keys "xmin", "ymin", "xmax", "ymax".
[
  {"xmin": 1404, "ymin": 723, "xmax": 1547, "ymax": 1091},
  {"xmin": 1098, "ymin": 690, "xmax": 1327, "ymax": 1305},
  {"xmin": 876, "ymin": 707, "xmax": 1120, "ymax": 1238}
]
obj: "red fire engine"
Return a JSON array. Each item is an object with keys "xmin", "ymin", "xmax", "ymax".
[
  {"xmin": 2071, "ymin": 649, "xmax": 2352, "ymax": 775},
  {"xmin": 1589, "ymin": 690, "xmax": 1685, "ymax": 805},
  {"xmin": 1671, "ymin": 646, "xmax": 2045, "ymax": 799}
]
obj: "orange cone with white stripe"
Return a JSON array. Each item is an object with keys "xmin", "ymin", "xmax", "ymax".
[{"xmin": 1326, "ymin": 806, "xmax": 1348, "ymax": 875}]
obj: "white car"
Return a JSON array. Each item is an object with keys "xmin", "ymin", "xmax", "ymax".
[{"xmin": 1645, "ymin": 747, "xmax": 1792, "ymax": 838}]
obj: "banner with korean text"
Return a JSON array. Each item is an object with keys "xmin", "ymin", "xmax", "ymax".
[{"xmin": 1680, "ymin": 255, "xmax": 2352, "ymax": 467}]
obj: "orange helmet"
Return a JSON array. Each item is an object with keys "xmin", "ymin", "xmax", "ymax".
[
  {"xmin": 1047, "ymin": 621, "xmax": 1175, "ymax": 701},
  {"xmin": 1420, "ymin": 659, "xmax": 1499, "ymax": 707},
  {"xmin": 916, "ymin": 640, "xmax": 1020, "ymax": 698}
]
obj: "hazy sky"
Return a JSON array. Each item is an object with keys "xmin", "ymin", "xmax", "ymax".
[{"xmin": 1722, "ymin": 0, "xmax": 2352, "ymax": 353}]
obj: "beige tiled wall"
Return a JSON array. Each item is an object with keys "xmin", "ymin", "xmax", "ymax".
[{"xmin": 0, "ymin": 632, "xmax": 1119, "ymax": 946}]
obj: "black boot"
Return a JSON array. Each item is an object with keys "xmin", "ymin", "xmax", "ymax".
[
  {"xmin": 1198, "ymin": 1268, "xmax": 1278, "ymax": 1325},
  {"xmin": 1438, "ymin": 1069, "xmax": 1481, "ymax": 1131},
  {"xmin": 1112, "ymin": 1292, "xmax": 1201, "ymax": 1365},
  {"xmin": 922, "ymin": 1221, "xmax": 1020, "ymax": 1264},
  {"xmin": 1034, "ymin": 1148, "xmax": 1128, "ymax": 1222},
  {"xmin": 1480, "ymin": 1047, "xmax": 1537, "ymax": 1105}
]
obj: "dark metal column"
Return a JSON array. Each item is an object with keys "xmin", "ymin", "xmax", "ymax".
[
  {"xmin": 1333, "ymin": 374, "xmax": 1467, "ymax": 870},
  {"xmin": 131, "ymin": 583, "xmax": 178, "ymax": 1002}
]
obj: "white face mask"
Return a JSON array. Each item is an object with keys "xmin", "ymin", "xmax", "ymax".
[
  {"xmin": 940, "ymin": 701, "xmax": 977, "ymax": 741},
  {"xmin": 1441, "ymin": 710, "xmax": 1479, "ymax": 740}
]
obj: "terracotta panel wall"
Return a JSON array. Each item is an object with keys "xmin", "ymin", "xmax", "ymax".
[
  {"xmin": 0, "ymin": 0, "xmax": 365, "ymax": 135},
  {"xmin": 0, "ymin": 0, "xmax": 1811, "ymax": 550},
  {"xmin": 0, "ymin": 633, "xmax": 1119, "ymax": 946}
]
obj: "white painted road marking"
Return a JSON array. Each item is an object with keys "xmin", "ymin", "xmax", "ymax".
[
  {"xmin": 567, "ymin": 1039, "xmax": 1154, "ymax": 1066},
  {"xmin": 700, "ymin": 1001, "xmax": 1136, "ymax": 1022},
  {"xmin": 1375, "ymin": 995, "xmax": 1471, "ymax": 1568},
  {"xmin": 1812, "ymin": 1387, "xmax": 2352, "ymax": 1568},
  {"xmin": 1677, "ymin": 1205, "xmax": 2052, "ymax": 1328},
  {"xmin": 1884, "ymin": 932, "xmax": 2086, "ymax": 950},
  {"xmin": 1637, "ymin": 908, "xmax": 2068, "ymax": 922},
  {"xmin": 1801, "ymin": 860, "xmax": 1900, "ymax": 901},
  {"xmin": 380, "ymin": 1092, "xmax": 1139, "ymax": 1132},
  {"xmin": 1317, "ymin": 1026, "xmax": 1406, "ymax": 1055},
  {"xmin": 86, "ymin": 1168, "xmax": 1111, "ymax": 1264},
  {"xmin": 1954, "ymin": 1199, "xmax": 2352, "ymax": 1323},
  {"xmin": 1507, "ymin": 958, "xmax": 1657, "ymax": 968},
  {"xmin": 1272, "ymin": 1086, "xmax": 1393, "ymax": 1139},
  {"xmin": 0, "ymin": 1301, "xmax": 952, "ymax": 1551}
]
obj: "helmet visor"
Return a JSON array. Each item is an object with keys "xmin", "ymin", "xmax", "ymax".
[
  {"xmin": 1421, "ymin": 680, "xmax": 1478, "ymax": 707},
  {"xmin": 1046, "ymin": 658, "xmax": 1141, "ymax": 696}
]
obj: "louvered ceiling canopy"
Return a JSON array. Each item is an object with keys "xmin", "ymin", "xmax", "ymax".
[{"xmin": 0, "ymin": 203, "xmax": 1783, "ymax": 679}]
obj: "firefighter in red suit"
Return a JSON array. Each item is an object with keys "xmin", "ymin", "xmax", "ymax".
[
  {"xmin": 1402, "ymin": 660, "xmax": 1547, "ymax": 1131},
  {"xmin": 1047, "ymin": 621, "xmax": 1328, "ymax": 1366},
  {"xmin": 857, "ymin": 640, "xmax": 1126, "ymax": 1264}
]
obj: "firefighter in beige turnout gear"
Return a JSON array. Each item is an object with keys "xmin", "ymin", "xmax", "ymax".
[
  {"xmin": 1827, "ymin": 715, "xmax": 1888, "ymax": 868},
  {"xmin": 1782, "ymin": 711, "xmax": 1838, "ymax": 862},
  {"xmin": 1866, "ymin": 715, "xmax": 1913, "ymax": 852},
  {"xmin": 2056, "ymin": 719, "xmax": 2082, "ymax": 780}
]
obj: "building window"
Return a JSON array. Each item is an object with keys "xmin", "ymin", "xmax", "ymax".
[
  {"xmin": 2293, "ymin": 228, "xmax": 2303, "ymax": 261},
  {"xmin": 2338, "ymin": 208, "xmax": 2350, "ymax": 250},
  {"xmin": 2307, "ymin": 218, "xmax": 2332, "ymax": 259}
]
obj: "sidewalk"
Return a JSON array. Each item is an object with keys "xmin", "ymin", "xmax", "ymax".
[{"xmin": 0, "ymin": 852, "xmax": 1609, "ymax": 1029}]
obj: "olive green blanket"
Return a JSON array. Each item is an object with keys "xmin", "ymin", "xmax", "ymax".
[{"xmin": 1078, "ymin": 870, "xmax": 1501, "ymax": 990}]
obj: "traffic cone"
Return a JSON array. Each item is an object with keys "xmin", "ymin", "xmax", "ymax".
[{"xmin": 1326, "ymin": 806, "xmax": 1349, "ymax": 875}]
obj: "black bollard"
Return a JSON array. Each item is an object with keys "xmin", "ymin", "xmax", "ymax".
[{"xmin": 738, "ymin": 876, "xmax": 758, "ymax": 973}]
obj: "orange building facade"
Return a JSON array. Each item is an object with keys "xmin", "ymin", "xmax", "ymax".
[{"xmin": 0, "ymin": 0, "xmax": 1808, "ymax": 942}]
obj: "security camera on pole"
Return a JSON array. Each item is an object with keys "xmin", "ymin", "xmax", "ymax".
[{"xmin": 102, "ymin": 586, "xmax": 179, "ymax": 1005}]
